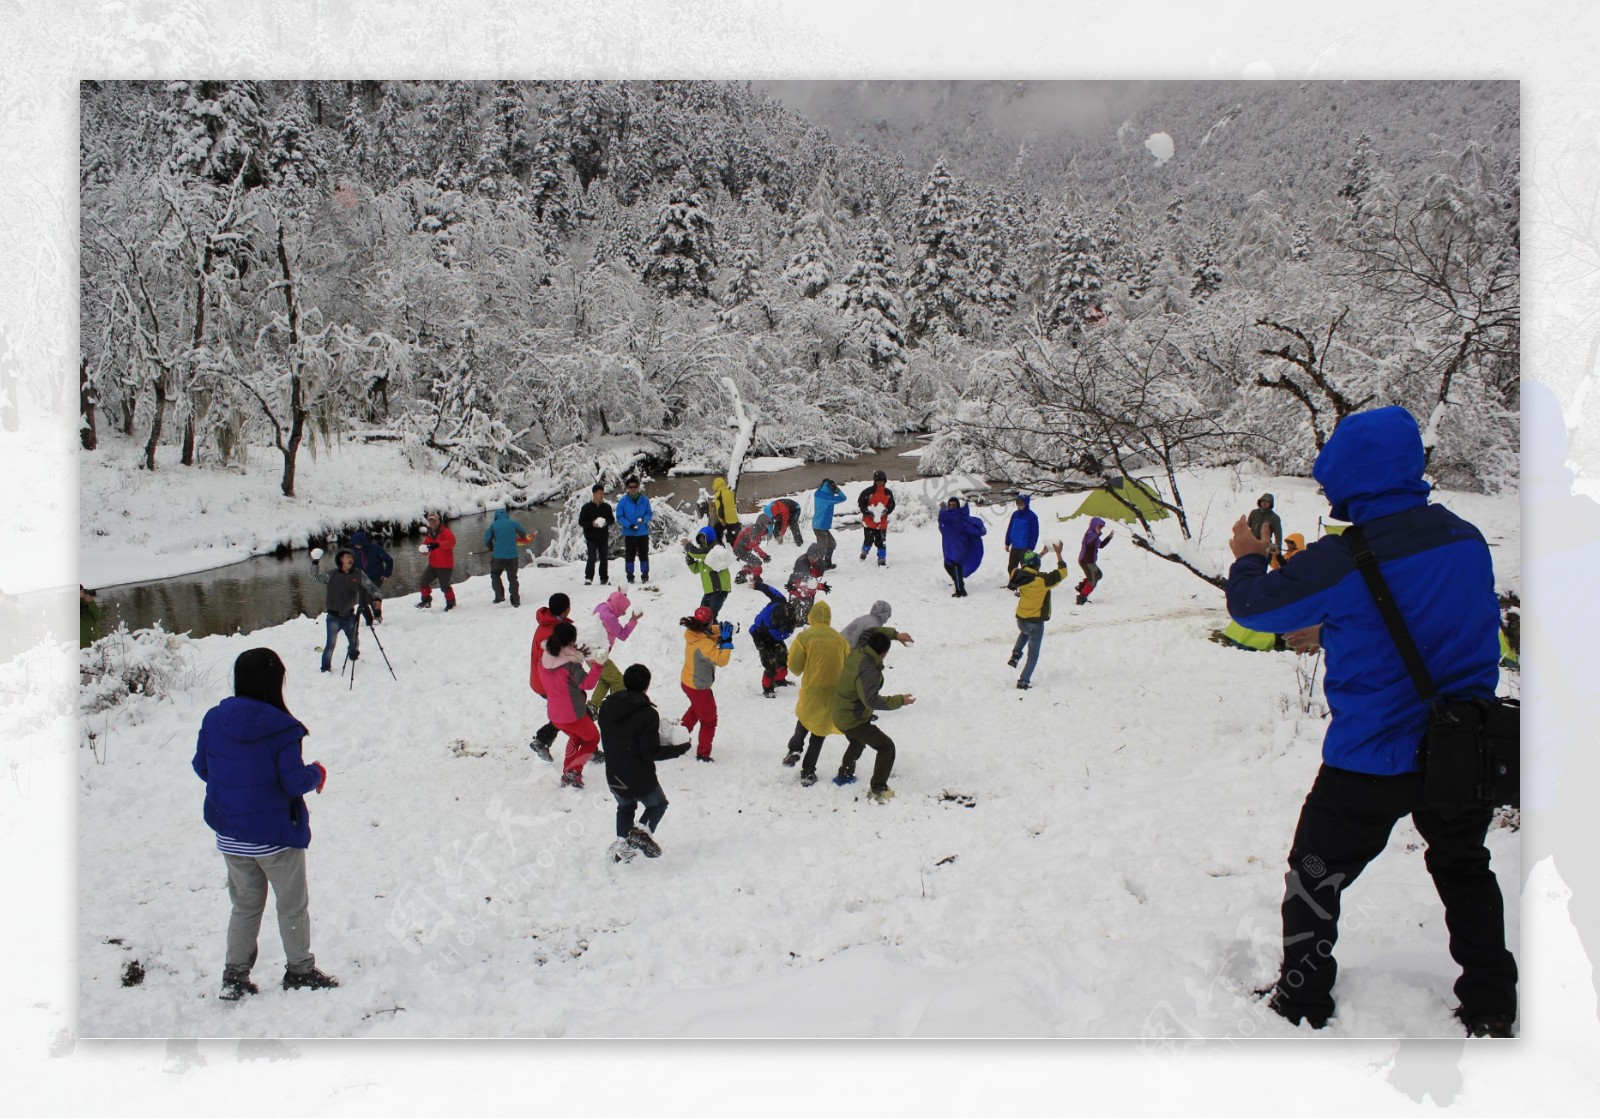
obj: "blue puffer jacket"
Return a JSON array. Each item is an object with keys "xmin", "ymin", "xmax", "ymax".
[
  {"xmin": 483, "ymin": 509, "xmax": 528, "ymax": 560},
  {"xmin": 616, "ymin": 492, "xmax": 654, "ymax": 538},
  {"xmin": 812, "ymin": 483, "xmax": 846, "ymax": 530},
  {"xmin": 751, "ymin": 581, "xmax": 796, "ymax": 642},
  {"xmin": 192, "ymin": 697, "xmax": 321, "ymax": 848},
  {"xmin": 1004, "ymin": 495, "xmax": 1039, "ymax": 550},
  {"xmin": 1225, "ymin": 407, "xmax": 1500, "ymax": 776}
]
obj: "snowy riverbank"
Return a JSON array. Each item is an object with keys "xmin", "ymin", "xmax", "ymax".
[{"xmin": 74, "ymin": 471, "xmax": 1525, "ymax": 1038}]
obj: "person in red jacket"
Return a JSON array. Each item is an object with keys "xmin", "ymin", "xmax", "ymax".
[
  {"xmin": 528, "ymin": 593, "xmax": 571, "ymax": 760},
  {"xmin": 540, "ymin": 622, "xmax": 605, "ymax": 789},
  {"xmin": 415, "ymin": 512, "xmax": 458, "ymax": 611},
  {"xmin": 857, "ymin": 469, "xmax": 896, "ymax": 567}
]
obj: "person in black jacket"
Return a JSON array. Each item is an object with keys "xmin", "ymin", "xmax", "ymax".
[
  {"xmin": 311, "ymin": 549, "xmax": 381, "ymax": 674},
  {"xmin": 349, "ymin": 530, "xmax": 393, "ymax": 624},
  {"xmin": 598, "ymin": 664, "xmax": 690, "ymax": 861},
  {"xmin": 578, "ymin": 483, "xmax": 616, "ymax": 586}
]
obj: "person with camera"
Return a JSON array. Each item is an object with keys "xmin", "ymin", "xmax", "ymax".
[
  {"xmin": 1226, "ymin": 406, "xmax": 1517, "ymax": 1037},
  {"xmin": 310, "ymin": 548, "xmax": 381, "ymax": 674},
  {"xmin": 678, "ymin": 606, "xmax": 734, "ymax": 762}
]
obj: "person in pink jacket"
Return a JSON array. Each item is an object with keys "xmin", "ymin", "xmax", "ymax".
[
  {"xmin": 588, "ymin": 589, "xmax": 644, "ymax": 712},
  {"xmin": 539, "ymin": 622, "xmax": 605, "ymax": 789}
]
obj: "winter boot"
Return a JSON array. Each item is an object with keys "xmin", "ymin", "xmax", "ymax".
[
  {"xmin": 560, "ymin": 769, "xmax": 585, "ymax": 790},
  {"xmin": 800, "ymin": 772, "xmax": 818, "ymax": 787},
  {"xmin": 529, "ymin": 739, "xmax": 553, "ymax": 762},
  {"xmin": 867, "ymin": 786, "xmax": 896, "ymax": 804},
  {"xmin": 1007, "ymin": 653, "xmax": 1020, "ymax": 668},
  {"xmin": 219, "ymin": 971, "xmax": 258, "ymax": 1001},
  {"xmin": 608, "ymin": 838, "xmax": 636, "ymax": 863},
  {"xmin": 442, "ymin": 595, "xmax": 456, "ymax": 612},
  {"xmin": 696, "ymin": 754, "xmax": 715, "ymax": 763},
  {"xmin": 782, "ymin": 750, "xmax": 801, "ymax": 767},
  {"xmin": 859, "ymin": 550, "xmax": 868, "ymax": 562},
  {"xmin": 877, "ymin": 554, "xmax": 887, "ymax": 567},
  {"xmin": 762, "ymin": 687, "xmax": 776, "ymax": 699},
  {"xmin": 281, "ymin": 965, "xmax": 340, "ymax": 991},
  {"xmin": 415, "ymin": 597, "xmax": 432, "ymax": 609},
  {"xmin": 832, "ymin": 772, "xmax": 858, "ymax": 786},
  {"xmin": 592, "ymin": 748, "xmax": 605, "ymax": 762},
  {"xmin": 1455, "ymin": 1007, "xmax": 1515, "ymax": 1038},
  {"xmin": 1016, "ymin": 680, "xmax": 1032, "ymax": 691},
  {"xmin": 627, "ymin": 825, "xmax": 663, "ymax": 858}
]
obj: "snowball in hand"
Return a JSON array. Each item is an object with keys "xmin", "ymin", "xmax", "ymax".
[
  {"xmin": 418, "ymin": 544, "xmax": 430, "ymax": 554},
  {"xmin": 592, "ymin": 518, "xmax": 606, "ymax": 528},
  {"xmin": 309, "ymin": 547, "xmax": 324, "ymax": 561}
]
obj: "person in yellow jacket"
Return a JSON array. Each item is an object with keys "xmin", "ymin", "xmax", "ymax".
[
  {"xmin": 1005, "ymin": 542, "xmax": 1069, "ymax": 691},
  {"xmin": 710, "ymin": 476, "xmax": 741, "ymax": 547},
  {"xmin": 779, "ymin": 600, "xmax": 848, "ymax": 786},
  {"xmin": 678, "ymin": 606, "xmax": 734, "ymax": 761}
]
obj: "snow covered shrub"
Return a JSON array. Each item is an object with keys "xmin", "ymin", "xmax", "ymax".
[{"xmin": 80, "ymin": 624, "xmax": 204, "ymax": 715}]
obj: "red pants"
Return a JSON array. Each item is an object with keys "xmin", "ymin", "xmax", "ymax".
[
  {"xmin": 554, "ymin": 716, "xmax": 599, "ymax": 774},
  {"xmin": 680, "ymin": 684, "xmax": 718, "ymax": 759}
]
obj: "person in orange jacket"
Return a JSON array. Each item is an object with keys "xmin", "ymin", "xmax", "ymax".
[
  {"xmin": 679, "ymin": 606, "xmax": 734, "ymax": 761},
  {"xmin": 857, "ymin": 469, "xmax": 896, "ymax": 567}
]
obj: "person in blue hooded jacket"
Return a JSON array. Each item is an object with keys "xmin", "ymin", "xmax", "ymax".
[
  {"xmin": 1226, "ymin": 406, "xmax": 1515, "ymax": 1037},
  {"xmin": 615, "ymin": 476, "xmax": 655, "ymax": 585},
  {"xmin": 192, "ymin": 648, "xmax": 338, "ymax": 1000},
  {"xmin": 349, "ymin": 530, "xmax": 393, "ymax": 625},
  {"xmin": 811, "ymin": 479, "xmax": 846, "ymax": 570},
  {"xmin": 1003, "ymin": 494, "xmax": 1039, "ymax": 577},
  {"xmin": 750, "ymin": 578, "xmax": 800, "ymax": 697},
  {"xmin": 483, "ymin": 508, "xmax": 532, "ymax": 607},
  {"xmin": 938, "ymin": 496, "xmax": 986, "ymax": 597}
]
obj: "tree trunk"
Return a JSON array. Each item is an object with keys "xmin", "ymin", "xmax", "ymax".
[
  {"xmin": 181, "ymin": 416, "xmax": 196, "ymax": 465},
  {"xmin": 79, "ymin": 357, "xmax": 98, "ymax": 451},
  {"xmin": 276, "ymin": 224, "xmax": 305, "ymax": 498},
  {"xmin": 143, "ymin": 367, "xmax": 168, "ymax": 471}
]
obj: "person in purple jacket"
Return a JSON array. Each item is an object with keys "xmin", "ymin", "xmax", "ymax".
[
  {"xmin": 1076, "ymin": 516, "xmax": 1114, "ymax": 604},
  {"xmin": 192, "ymin": 648, "xmax": 338, "ymax": 1000}
]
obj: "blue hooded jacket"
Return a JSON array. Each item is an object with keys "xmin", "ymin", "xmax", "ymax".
[
  {"xmin": 812, "ymin": 482, "xmax": 846, "ymax": 530},
  {"xmin": 350, "ymin": 530, "xmax": 393, "ymax": 582},
  {"xmin": 939, "ymin": 502, "xmax": 987, "ymax": 576},
  {"xmin": 483, "ymin": 509, "xmax": 529, "ymax": 560},
  {"xmin": 192, "ymin": 696, "xmax": 321, "ymax": 848},
  {"xmin": 1004, "ymin": 495, "xmax": 1040, "ymax": 550},
  {"xmin": 1225, "ymin": 406, "xmax": 1500, "ymax": 775},
  {"xmin": 751, "ymin": 581, "xmax": 796, "ymax": 642},
  {"xmin": 616, "ymin": 490, "xmax": 654, "ymax": 538}
]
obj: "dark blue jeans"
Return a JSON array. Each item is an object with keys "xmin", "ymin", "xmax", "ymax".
[
  {"xmin": 613, "ymin": 783, "xmax": 668, "ymax": 838},
  {"xmin": 1011, "ymin": 617, "xmax": 1044, "ymax": 683},
  {"xmin": 322, "ymin": 613, "xmax": 358, "ymax": 671}
]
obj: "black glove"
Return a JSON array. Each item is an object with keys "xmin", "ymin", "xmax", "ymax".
[{"xmin": 817, "ymin": 582, "xmax": 831, "ymax": 593}]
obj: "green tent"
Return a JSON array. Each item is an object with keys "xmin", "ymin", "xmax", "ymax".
[{"xmin": 1060, "ymin": 476, "xmax": 1169, "ymax": 525}]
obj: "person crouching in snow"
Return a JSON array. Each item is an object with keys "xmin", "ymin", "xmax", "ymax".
[
  {"xmin": 857, "ymin": 469, "xmax": 896, "ymax": 566},
  {"xmin": 679, "ymin": 606, "xmax": 733, "ymax": 761},
  {"xmin": 765, "ymin": 498, "xmax": 805, "ymax": 547},
  {"xmin": 750, "ymin": 578, "xmax": 800, "ymax": 697},
  {"xmin": 599, "ymin": 664, "xmax": 692, "ymax": 861},
  {"xmin": 539, "ymin": 622, "xmax": 605, "ymax": 789},
  {"xmin": 587, "ymin": 589, "xmax": 643, "ymax": 713},
  {"xmin": 415, "ymin": 512, "xmax": 457, "ymax": 611},
  {"xmin": 310, "ymin": 548, "xmax": 381, "ymax": 674},
  {"xmin": 1007, "ymin": 542, "xmax": 1068, "ymax": 690},
  {"xmin": 1076, "ymin": 517, "xmax": 1114, "ymax": 605},
  {"xmin": 731, "ymin": 514, "xmax": 774, "ymax": 584},
  {"xmin": 785, "ymin": 544, "xmax": 832, "ymax": 626},
  {"xmin": 782, "ymin": 599, "xmax": 847, "ymax": 786},
  {"xmin": 1004, "ymin": 494, "xmax": 1040, "ymax": 579},
  {"xmin": 938, "ymin": 496, "xmax": 986, "ymax": 598},
  {"xmin": 829, "ymin": 629, "xmax": 915, "ymax": 803}
]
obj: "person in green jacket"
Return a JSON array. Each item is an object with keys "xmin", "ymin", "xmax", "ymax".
[
  {"xmin": 829, "ymin": 629, "xmax": 916, "ymax": 803},
  {"xmin": 682, "ymin": 526, "xmax": 734, "ymax": 618},
  {"xmin": 80, "ymin": 585, "xmax": 103, "ymax": 649}
]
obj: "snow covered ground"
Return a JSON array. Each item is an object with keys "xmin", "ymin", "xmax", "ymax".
[{"xmin": 73, "ymin": 468, "xmax": 1525, "ymax": 1038}]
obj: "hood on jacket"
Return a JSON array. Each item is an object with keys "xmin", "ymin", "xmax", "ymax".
[
  {"xmin": 334, "ymin": 548, "xmax": 355, "ymax": 567},
  {"xmin": 1016, "ymin": 493, "xmax": 1031, "ymax": 509},
  {"xmin": 603, "ymin": 590, "xmax": 631, "ymax": 617},
  {"xmin": 542, "ymin": 645, "xmax": 583, "ymax": 670},
  {"xmin": 807, "ymin": 600, "xmax": 832, "ymax": 626},
  {"xmin": 535, "ymin": 606, "xmax": 565, "ymax": 628},
  {"xmin": 1256, "ymin": 493, "xmax": 1275, "ymax": 510},
  {"xmin": 805, "ymin": 543, "xmax": 826, "ymax": 563},
  {"xmin": 1312, "ymin": 406, "xmax": 1431, "ymax": 523},
  {"xmin": 493, "ymin": 508, "xmax": 509, "ymax": 522},
  {"xmin": 1088, "ymin": 517, "xmax": 1105, "ymax": 532},
  {"xmin": 869, "ymin": 600, "xmax": 891, "ymax": 623},
  {"xmin": 351, "ymin": 530, "xmax": 369, "ymax": 546},
  {"xmin": 713, "ymin": 477, "xmax": 730, "ymax": 494},
  {"xmin": 1285, "ymin": 532, "xmax": 1306, "ymax": 553},
  {"xmin": 216, "ymin": 695, "xmax": 305, "ymax": 742}
]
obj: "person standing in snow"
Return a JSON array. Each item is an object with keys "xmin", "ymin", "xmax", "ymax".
[
  {"xmin": 710, "ymin": 475, "xmax": 741, "ymax": 547},
  {"xmin": 483, "ymin": 508, "xmax": 532, "ymax": 607},
  {"xmin": 527, "ymin": 593, "xmax": 572, "ymax": 760},
  {"xmin": 731, "ymin": 513, "xmax": 774, "ymax": 584},
  {"xmin": 678, "ymin": 606, "xmax": 734, "ymax": 762},
  {"xmin": 1227, "ymin": 406, "xmax": 1516, "ymax": 1037},
  {"xmin": 578, "ymin": 483, "xmax": 616, "ymax": 586},
  {"xmin": 192, "ymin": 648, "xmax": 337, "ymax": 999},
  {"xmin": 839, "ymin": 599, "xmax": 915, "ymax": 650},
  {"xmin": 938, "ymin": 496, "xmax": 986, "ymax": 598},
  {"xmin": 1248, "ymin": 493, "xmax": 1284, "ymax": 562},
  {"xmin": 749, "ymin": 578, "xmax": 800, "ymax": 698},
  {"xmin": 1270, "ymin": 531, "xmax": 1305, "ymax": 570},
  {"xmin": 782, "ymin": 599, "xmax": 847, "ymax": 786},
  {"xmin": 764, "ymin": 498, "xmax": 805, "ymax": 547},
  {"xmin": 785, "ymin": 544, "xmax": 832, "ymax": 625},
  {"xmin": 80, "ymin": 585, "xmax": 102, "ymax": 649},
  {"xmin": 857, "ymin": 469, "xmax": 896, "ymax": 566},
  {"xmin": 587, "ymin": 589, "xmax": 644, "ymax": 711},
  {"xmin": 1007, "ymin": 542, "xmax": 1069, "ymax": 690},
  {"xmin": 415, "ymin": 512, "xmax": 457, "ymax": 611},
  {"xmin": 1076, "ymin": 517, "xmax": 1114, "ymax": 605},
  {"xmin": 1004, "ymin": 494, "xmax": 1040, "ymax": 578},
  {"xmin": 349, "ymin": 530, "xmax": 393, "ymax": 625},
  {"xmin": 615, "ymin": 476, "xmax": 654, "ymax": 586},
  {"xmin": 810, "ymin": 479, "xmax": 846, "ymax": 570},
  {"xmin": 310, "ymin": 548, "xmax": 381, "ymax": 674},
  {"xmin": 683, "ymin": 527, "xmax": 734, "ymax": 618},
  {"xmin": 829, "ymin": 629, "xmax": 915, "ymax": 803},
  {"xmin": 599, "ymin": 664, "xmax": 691, "ymax": 862},
  {"xmin": 540, "ymin": 621, "xmax": 606, "ymax": 789}
]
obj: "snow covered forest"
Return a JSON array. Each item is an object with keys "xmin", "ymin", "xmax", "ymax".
[{"xmin": 78, "ymin": 79, "xmax": 1520, "ymax": 504}]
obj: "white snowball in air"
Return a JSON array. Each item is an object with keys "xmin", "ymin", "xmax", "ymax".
[{"xmin": 1145, "ymin": 132, "xmax": 1175, "ymax": 164}]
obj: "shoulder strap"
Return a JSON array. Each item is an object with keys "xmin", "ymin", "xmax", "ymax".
[{"xmin": 1343, "ymin": 525, "xmax": 1438, "ymax": 701}]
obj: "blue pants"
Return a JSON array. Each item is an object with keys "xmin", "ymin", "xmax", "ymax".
[
  {"xmin": 322, "ymin": 613, "xmax": 358, "ymax": 671},
  {"xmin": 613, "ymin": 783, "xmax": 668, "ymax": 838},
  {"xmin": 1011, "ymin": 617, "xmax": 1044, "ymax": 683},
  {"xmin": 700, "ymin": 589, "xmax": 730, "ymax": 618}
]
